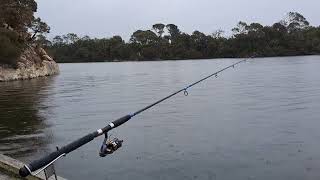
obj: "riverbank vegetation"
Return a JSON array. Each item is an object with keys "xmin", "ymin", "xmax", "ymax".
[
  {"xmin": 1, "ymin": 6, "xmax": 320, "ymax": 65},
  {"xmin": 46, "ymin": 12, "xmax": 320, "ymax": 63},
  {"xmin": 0, "ymin": 0, "xmax": 50, "ymax": 67}
]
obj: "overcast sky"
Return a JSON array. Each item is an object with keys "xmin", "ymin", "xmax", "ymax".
[{"xmin": 36, "ymin": 0, "xmax": 320, "ymax": 40}]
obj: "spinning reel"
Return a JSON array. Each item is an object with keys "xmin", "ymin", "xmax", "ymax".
[
  {"xmin": 19, "ymin": 60, "xmax": 248, "ymax": 178},
  {"xmin": 99, "ymin": 132, "xmax": 123, "ymax": 157}
]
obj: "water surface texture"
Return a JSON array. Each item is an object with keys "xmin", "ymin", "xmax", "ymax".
[{"xmin": 1, "ymin": 56, "xmax": 320, "ymax": 180}]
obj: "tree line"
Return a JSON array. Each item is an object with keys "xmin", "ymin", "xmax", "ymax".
[
  {"xmin": 45, "ymin": 12, "xmax": 320, "ymax": 63},
  {"xmin": 1, "ymin": 4, "xmax": 320, "ymax": 66}
]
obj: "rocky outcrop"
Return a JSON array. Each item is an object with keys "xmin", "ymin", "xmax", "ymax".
[{"xmin": 0, "ymin": 46, "xmax": 59, "ymax": 82}]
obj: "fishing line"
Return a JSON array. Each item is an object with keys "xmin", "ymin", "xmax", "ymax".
[
  {"xmin": 19, "ymin": 58, "xmax": 249, "ymax": 177},
  {"xmin": 131, "ymin": 59, "xmax": 246, "ymax": 117}
]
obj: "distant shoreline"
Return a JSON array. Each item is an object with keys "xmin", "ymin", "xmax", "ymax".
[
  {"xmin": 48, "ymin": 13, "xmax": 320, "ymax": 64},
  {"xmin": 56, "ymin": 54, "xmax": 320, "ymax": 64}
]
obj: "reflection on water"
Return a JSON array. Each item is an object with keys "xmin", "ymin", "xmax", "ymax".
[{"xmin": 0, "ymin": 78, "xmax": 55, "ymax": 158}]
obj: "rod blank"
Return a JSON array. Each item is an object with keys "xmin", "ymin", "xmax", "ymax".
[{"xmin": 19, "ymin": 59, "xmax": 247, "ymax": 177}]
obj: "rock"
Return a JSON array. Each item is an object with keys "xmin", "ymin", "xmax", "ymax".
[
  {"xmin": 0, "ymin": 46, "xmax": 59, "ymax": 82},
  {"xmin": 43, "ymin": 54, "xmax": 54, "ymax": 61},
  {"xmin": 0, "ymin": 60, "xmax": 59, "ymax": 81},
  {"xmin": 38, "ymin": 47, "xmax": 47, "ymax": 56}
]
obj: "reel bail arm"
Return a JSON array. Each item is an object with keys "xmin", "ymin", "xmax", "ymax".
[
  {"xmin": 19, "ymin": 59, "xmax": 248, "ymax": 178},
  {"xmin": 99, "ymin": 132, "xmax": 123, "ymax": 157}
]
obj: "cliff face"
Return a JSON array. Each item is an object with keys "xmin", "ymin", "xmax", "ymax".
[{"xmin": 0, "ymin": 46, "xmax": 59, "ymax": 82}]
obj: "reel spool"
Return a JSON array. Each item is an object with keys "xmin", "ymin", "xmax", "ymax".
[{"xmin": 99, "ymin": 133, "xmax": 123, "ymax": 157}]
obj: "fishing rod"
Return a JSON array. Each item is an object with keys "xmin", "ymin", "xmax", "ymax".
[{"xmin": 19, "ymin": 59, "xmax": 248, "ymax": 177}]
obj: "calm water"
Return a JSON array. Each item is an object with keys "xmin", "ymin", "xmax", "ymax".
[{"xmin": 1, "ymin": 56, "xmax": 320, "ymax": 180}]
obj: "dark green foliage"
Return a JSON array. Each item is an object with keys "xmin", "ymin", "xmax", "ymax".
[
  {"xmin": 152, "ymin": 23, "xmax": 165, "ymax": 37},
  {"xmin": 0, "ymin": 0, "xmax": 37, "ymax": 33},
  {"xmin": 35, "ymin": 34, "xmax": 52, "ymax": 47},
  {"xmin": 29, "ymin": 17, "xmax": 50, "ymax": 41},
  {"xmin": 0, "ymin": 28, "xmax": 24, "ymax": 66},
  {"xmin": 48, "ymin": 12, "xmax": 320, "ymax": 62},
  {"xmin": 0, "ymin": 0, "xmax": 50, "ymax": 66}
]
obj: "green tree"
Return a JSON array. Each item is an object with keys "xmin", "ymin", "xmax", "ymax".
[
  {"xmin": 0, "ymin": 29, "xmax": 24, "ymax": 66},
  {"xmin": 0, "ymin": 0, "xmax": 37, "ymax": 32},
  {"xmin": 0, "ymin": 0, "xmax": 51, "ymax": 66},
  {"xmin": 35, "ymin": 34, "xmax": 51, "ymax": 47},
  {"xmin": 52, "ymin": 36, "xmax": 64, "ymax": 45},
  {"xmin": 211, "ymin": 29, "xmax": 224, "ymax": 39},
  {"xmin": 29, "ymin": 17, "xmax": 50, "ymax": 40},
  {"xmin": 166, "ymin": 24, "xmax": 181, "ymax": 40},
  {"xmin": 284, "ymin": 12, "xmax": 310, "ymax": 31},
  {"xmin": 130, "ymin": 30, "xmax": 158, "ymax": 45},
  {"xmin": 66, "ymin": 33, "xmax": 79, "ymax": 44},
  {"xmin": 46, "ymin": 12, "xmax": 320, "ymax": 63},
  {"xmin": 152, "ymin": 23, "xmax": 165, "ymax": 37},
  {"xmin": 232, "ymin": 21, "xmax": 248, "ymax": 35}
]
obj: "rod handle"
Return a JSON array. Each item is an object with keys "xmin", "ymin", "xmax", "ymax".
[
  {"xmin": 19, "ymin": 132, "xmax": 97, "ymax": 177},
  {"xmin": 20, "ymin": 115, "xmax": 131, "ymax": 177}
]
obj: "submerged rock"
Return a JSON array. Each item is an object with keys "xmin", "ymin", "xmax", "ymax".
[{"xmin": 0, "ymin": 46, "xmax": 59, "ymax": 82}]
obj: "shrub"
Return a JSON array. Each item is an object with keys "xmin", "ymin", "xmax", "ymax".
[{"xmin": 0, "ymin": 28, "xmax": 24, "ymax": 67}]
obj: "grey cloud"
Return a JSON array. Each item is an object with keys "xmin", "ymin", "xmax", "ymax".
[{"xmin": 36, "ymin": 0, "xmax": 320, "ymax": 40}]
